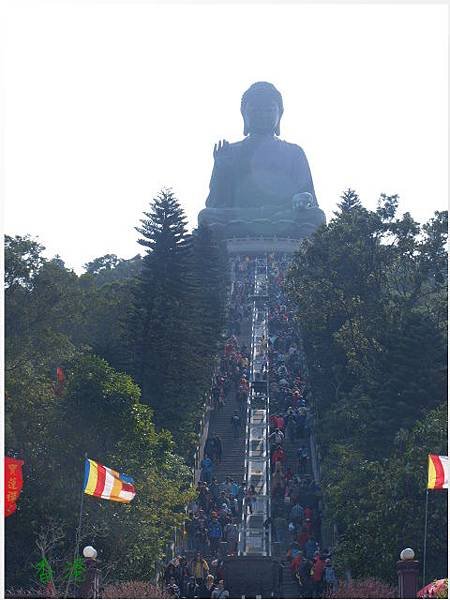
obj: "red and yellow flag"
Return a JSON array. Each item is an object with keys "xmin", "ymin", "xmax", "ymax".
[
  {"xmin": 5, "ymin": 457, "xmax": 25, "ymax": 517},
  {"xmin": 427, "ymin": 454, "xmax": 448, "ymax": 490},
  {"xmin": 83, "ymin": 459, "xmax": 136, "ymax": 503}
]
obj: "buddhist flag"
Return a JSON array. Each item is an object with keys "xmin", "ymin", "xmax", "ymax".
[
  {"xmin": 83, "ymin": 459, "xmax": 136, "ymax": 503},
  {"xmin": 5, "ymin": 457, "xmax": 25, "ymax": 517},
  {"xmin": 427, "ymin": 454, "xmax": 448, "ymax": 490}
]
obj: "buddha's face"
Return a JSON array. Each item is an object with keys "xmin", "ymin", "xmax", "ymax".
[{"xmin": 244, "ymin": 95, "xmax": 280, "ymax": 135}]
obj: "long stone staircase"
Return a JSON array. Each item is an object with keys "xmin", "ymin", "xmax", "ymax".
[
  {"xmin": 206, "ymin": 389, "xmax": 246, "ymax": 484},
  {"xmin": 271, "ymin": 405, "xmax": 312, "ymax": 598},
  {"xmin": 206, "ymin": 321, "xmax": 251, "ymax": 485},
  {"xmin": 281, "ymin": 431, "xmax": 304, "ymax": 599},
  {"xmin": 277, "ymin": 427, "xmax": 318, "ymax": 599}
]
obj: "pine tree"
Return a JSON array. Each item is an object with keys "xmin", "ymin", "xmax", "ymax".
[
  {"xmin": 127, "ymin": 192, "xmax": 229, "ymax": 454},
  {"xmin": 191, "ymin": 224, "xmax": 228, "ymax": 356},
  {"xmin": 129, "ymin": 188, "xmax": 193, "ymax": 433}
]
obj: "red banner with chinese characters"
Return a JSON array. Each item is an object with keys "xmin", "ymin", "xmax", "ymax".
[{"xmin": 5, "ymin": 457, "xmax": 24, "ymax": 517}]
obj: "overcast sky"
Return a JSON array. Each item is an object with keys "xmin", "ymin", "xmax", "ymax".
[{"xmin": 3, "ymin": 2, "xmax": 448, "ymax": 273}]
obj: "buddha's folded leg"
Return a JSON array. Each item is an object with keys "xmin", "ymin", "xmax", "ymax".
[{"xmin": 198, "ymin": 207, "xmax": 239, "ymax": 226}]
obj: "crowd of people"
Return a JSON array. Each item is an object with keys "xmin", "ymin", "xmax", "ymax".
[
  {"xmin": 161, "ymin": 254, "xmax": 337, "ymax": 598},
  {"xmin": 266, "ymin": 254, "xmax": 338, "ymax": 598},
  {"xmin": 162, "ymin": 464, "xmax": 241, "ymax": 598},
  {"xmin": 164, "ymin": 554, "xmax": 230, "ymax": 598},
  {"xmin": 161, "ymin": 257, "xmax": 255, "ymax": 599},
  {"xmin": 227, "ymin": 256, "xmax": 254, "ymax": 338}
]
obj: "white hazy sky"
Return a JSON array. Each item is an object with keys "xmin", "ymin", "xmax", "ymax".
[{"xmin": 2, "ymin": 1, "xmax": 448, "ymax": 273}]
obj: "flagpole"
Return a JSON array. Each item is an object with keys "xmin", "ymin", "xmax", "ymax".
[
  {"xmin": 64, "ymin": 453, "xmax": 87, "ymax": 599},
  {"xmin": 422, "ymin": 488, "xmax": 429, "ymax": 586}
]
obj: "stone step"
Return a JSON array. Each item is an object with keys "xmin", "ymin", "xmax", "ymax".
[
  {"xmin": 282, "ymin": 564, "xmax": 301, "ymax": 599},
  {"xmin": 202, "ymin": 323, "xmax": 251, "ymax": 487}
]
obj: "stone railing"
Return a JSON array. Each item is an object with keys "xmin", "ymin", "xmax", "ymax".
[{"xmin": 239, "ymin": 256, "xmax": 272, "ymax": 557}]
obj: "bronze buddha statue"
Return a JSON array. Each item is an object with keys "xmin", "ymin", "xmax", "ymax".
[{"xmin": 198, "ymin": 81, "xmax": 326, "ymax": 238}]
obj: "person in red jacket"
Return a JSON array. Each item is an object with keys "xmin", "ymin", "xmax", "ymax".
[
  {"xmin": 304, "ymin": 517, "xmax": 313, "ymax": 535},
  {"xmin": 284, "ymin": 467, "xmax": 294, "ymax": 483},
  {"xmin": 311, "ymin": 551, "xmax": 326, "ymax": 598},
  {"xmin": 275, "ymin": 415, "xmax": 285, "ymax": 431},
  {"xmin": 304, "ymin": 506, "xmax": 313, "ymax": 521},
  {"xmin": 271, "ymin": 446, "xmax": 285, "ymax": 471},
  {"xmin": 290, "ymin": 551, "xmax": 303, "ymax": 578},
  {"xmin": 297, "ymin": 526, "xmax": 310, "ymax": 549}
]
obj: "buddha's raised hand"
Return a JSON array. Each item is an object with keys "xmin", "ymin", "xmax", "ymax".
[{"xmin": 213, "ymin": 139, "xmax": 231, "ymax": 161}]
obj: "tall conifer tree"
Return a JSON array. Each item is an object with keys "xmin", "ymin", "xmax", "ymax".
[
  {"xmin": 130, "ymin": 188, "xmax": 192, "ymax": 432},
  {"xmin": 191, "ymin": 224, "xmax": 228, "ymax": 355},
  {"xmin": 128, "ymin": 191, "xmax": 228, "ymax": 453}
]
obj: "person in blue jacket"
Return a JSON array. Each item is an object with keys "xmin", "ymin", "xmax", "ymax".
[{"xmin": 207, "ymin": 513, "xmax": 223, "ymax": 556}]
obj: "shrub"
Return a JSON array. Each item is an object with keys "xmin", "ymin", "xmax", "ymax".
[
  {"xmin": 327, "ymin": 577, "xmax": 397, "ymax": 598},
  {"xmin": 436, "ymin": 578, "xmax": 448, "ymax": 599},
  {"xmin": 101, "ymin": 581, "xmax": 171, "ymax": 598},
  {"xmin": 5, "ymin": 588, "xmax": 51, "ymax": 599}
]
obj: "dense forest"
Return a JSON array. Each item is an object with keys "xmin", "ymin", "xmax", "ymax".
[
  {"xmin": 5, "ymin": 189, "xmax": 228, "ymax": 589},
  {"xmin": 5, "ymin": 187, "xmax": 447, "ymax": 591},
  {"xmin": 286, "ymin": 191, "xmax": 448, "ymax": 583}
]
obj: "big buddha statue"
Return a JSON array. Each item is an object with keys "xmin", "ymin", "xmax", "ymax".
[{"xmin": 198, "ymin": 81, "xmax": 326, "ymax": 238}]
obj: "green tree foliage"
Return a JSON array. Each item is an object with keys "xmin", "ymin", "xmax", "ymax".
[
  {"xmin": 286, "ymin": 191, "xmax": 447, "ymax": 582},
  {"xmin": 5, "ymin": 352, "xmax": 192, "ymax": 589},
  {"xmin": 191, "ymin": 224, "xmax": 228, "ymax": 355},
  {"xmin": 326, "ymin": 404, "xmax": 447, "ymax": 583},
  {"xmin": 5, "ymin": 235, "xmax": 45, "ymax": 290},
  {"xmin": 5, "ymin": 237, "xmax": 81, "ymax": 379},
  {"xmin": 77, "ymin": 279, "xmax": 136, "ymax": 372},
  {"xmin": 84, "ymin": 253, "xmax": 122, "ymax": 274},
  {"xmin": 83, "ymin": 254, "xmax": 142, "ymax": 286},
  {"xmin": 128, "ymin": 190, "xmax": 227, "ymax": 454},
  {"xmin": 4, "ymin": 236, "xmax": 193, "ymax": 588},
  {"xmin": 77, "ymin": 254, "xmax": 143, "ymax": 370},
  {"xmin": 129, "ymin": 188, "xmax": 192, "ymax": 419},
  {"xmin": 286, "ymin": 192, "xmax": 447, "ymax": 457},
  {"xmin": 5, "ymin": 184, "xmax": 228, "ymax": 589}
]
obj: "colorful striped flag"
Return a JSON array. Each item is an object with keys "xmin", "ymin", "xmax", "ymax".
[
  {"xmin": 427, "ymin": 454, "xmax": 448, "ymax": 490},
  {"xmin": 83, "ymin": 459, "xmax": 136, "ymax": 503}
]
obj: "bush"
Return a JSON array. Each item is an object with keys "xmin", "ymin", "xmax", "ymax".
[
  {"xmin": 5, "ymin": 588, "xmax": 52, "ymax": 599},
  {"xmin": 101, "ymin": 581, "xmax": 171, "ymax": 598},
  {"xmin": 435, "ymin": 578, "xmax": 448, "ymax": 599},
  {"xmin": 327, "ymin": 577, "xmax": 397, "ymax": 598}
]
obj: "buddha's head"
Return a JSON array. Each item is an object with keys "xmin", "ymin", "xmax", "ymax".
[{"xmin": 241, "ymin": 82, "xmax": 284, "ymax": 136}]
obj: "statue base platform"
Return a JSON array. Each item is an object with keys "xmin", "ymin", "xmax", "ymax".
[{"xmin": 225, "ymin": 236, "xmax": 303, "ymax": 255}]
